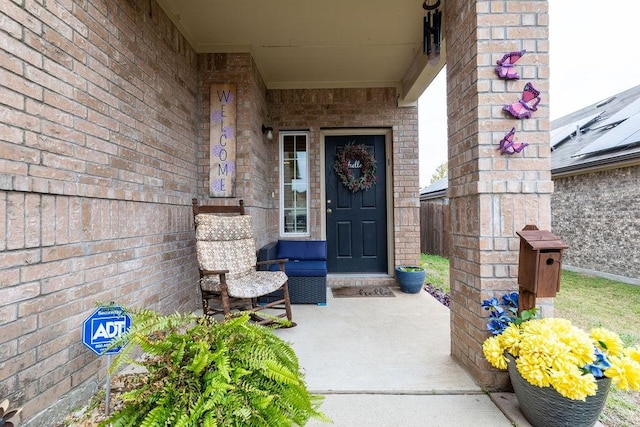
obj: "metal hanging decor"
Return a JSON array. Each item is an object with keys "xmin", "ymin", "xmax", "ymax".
[
  {"xmin": 503, "ymin": 82, "xmax": 541, "ymax": 120},
  {"xmin": 498, "ymin": 127, "xmax": 528, "ymax": 155},
  {"xmin": 495, "ymin": 50, "xmax": 526, "ymax": 80},
  {"xmin": 423, "ymin": 0, "xmax": 442, "ymax": 55}
]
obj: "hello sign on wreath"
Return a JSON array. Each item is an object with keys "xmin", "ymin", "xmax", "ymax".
[{"xmin": 334, "ymin": 143, "xmax": 378, "ymax": 192}]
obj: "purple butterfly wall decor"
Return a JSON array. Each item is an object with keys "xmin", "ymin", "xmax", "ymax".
[
  {"xmin": 498, "ymin": 127, "xmax": 528, "ymax": 155},
  {"xmin": 495, "ymin": 50, "xmax": 526, "ymax": 79},
  {"xmin": 503, "ymin": 82, "xmax": 540, "ymax": 119}
]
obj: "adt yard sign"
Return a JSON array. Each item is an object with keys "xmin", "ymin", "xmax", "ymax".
[{"xmin": 82, "ymin": 305, "xmax": 131, "ymax": 355}]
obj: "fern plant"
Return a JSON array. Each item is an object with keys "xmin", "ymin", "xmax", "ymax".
[{"xmin": 100, "ymin": 309, "xmax": 329, "ymax": 427}]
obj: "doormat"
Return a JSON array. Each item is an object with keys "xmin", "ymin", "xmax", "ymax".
[{"xmin": 332, "ymin": 286, "xmax": 396, "ymax": 298}]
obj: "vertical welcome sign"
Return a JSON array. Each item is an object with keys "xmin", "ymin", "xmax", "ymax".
[{"xmin": 209, "ymin": 84, "xmax": 236, "ymax": 197}]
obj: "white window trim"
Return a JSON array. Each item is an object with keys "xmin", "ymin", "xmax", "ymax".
[{"xmin": 279, "ymin": 131, "xmax": 310, "ymax": 237}]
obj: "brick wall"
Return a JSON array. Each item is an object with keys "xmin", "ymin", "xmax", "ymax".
[
  {"xmin": 552, "ymin": 165, "xmax": 640, "ymax": 280},
  {"xmin": 194, "ymin": 76, "xmax": 421, "ymax": 260},
  {"xmin": 445, "ymin": 0, "xmax": 551, "ymax": 389},
  {"xmin": 0, "ymin": 0, "xmax": 557, "ymax": 421},
  {"xmin": 196, "ymin": 53, "xmax": 274, "ymax": 248},
  {"xmin": 267, "ymin": 87, "xmax": 421, "ymax": 271},
  {"xmin": 0, "ymin": 1, "xmax": 200, "ymax": 425}
]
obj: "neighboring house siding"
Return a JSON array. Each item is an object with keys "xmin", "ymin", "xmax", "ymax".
[
  {"xmin": 0, "ymin": 1, "xmax": 200, "ymax": 425},
  {"xmin": 552, "ymin": 165, "xmax": 639, "ymax": 280}
]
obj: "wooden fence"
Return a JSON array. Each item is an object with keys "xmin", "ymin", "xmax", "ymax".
[{"xmin": 419, "ymin": 198, "xmax": 450, "ymax": 258}]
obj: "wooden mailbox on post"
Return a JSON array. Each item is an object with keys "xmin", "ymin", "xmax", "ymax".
[{"xmin": 516, "ymin": 226, "xmax": 568, "ymax": 313}]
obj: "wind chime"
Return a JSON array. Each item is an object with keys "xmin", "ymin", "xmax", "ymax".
[{"xmin": 423, "ymin": 0, "xmax": 442, "ymax": 55}]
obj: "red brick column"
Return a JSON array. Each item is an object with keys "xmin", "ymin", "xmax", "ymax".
[{"xmin": 444, "ymin": 0, "xmax": 551, "ymax": 389}]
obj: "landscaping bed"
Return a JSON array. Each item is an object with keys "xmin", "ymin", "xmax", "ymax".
[{"xmin": 420, "ymin": 254, "xmax": 640, "ymax": 427}]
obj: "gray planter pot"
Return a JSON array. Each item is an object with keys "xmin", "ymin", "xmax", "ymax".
[{"xmin": 507, "ymin": 354, "xmax": 611, "ymax": 427}]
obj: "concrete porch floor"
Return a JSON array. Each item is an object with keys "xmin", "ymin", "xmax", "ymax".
[{"xmin": 273, "ymin": 285, "xmax": 537, "ymax": 427}]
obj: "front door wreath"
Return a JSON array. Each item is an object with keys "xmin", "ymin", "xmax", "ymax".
[{"xmin": 334, "ymin": 143, "xmax": 378, "ymax": 192}]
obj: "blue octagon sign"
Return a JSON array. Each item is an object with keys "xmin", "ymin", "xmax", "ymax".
[{"xmin": 82, "ymin": 305, "xmax": 131, "ymax": 355}]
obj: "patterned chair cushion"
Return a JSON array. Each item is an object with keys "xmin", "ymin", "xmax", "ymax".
[
  {"xmin": 196, "ymin": 238, "xmax": 256, "ymax": 276},
  {"xmin": 195, "ymin": 214, "xmax": 256, "ymax": 276},
  {"xmin": 195, "ymin": 213, "xmax": 288, "ymax": 299},
  {"xmin": 195, "ymin": 213, "xmax": 253, "ymax": 241},
  {"xmin": 201, "ymin": 270, "xmax": 288, "ymax": 299}
]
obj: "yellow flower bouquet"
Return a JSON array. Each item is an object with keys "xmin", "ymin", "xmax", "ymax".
[{"xmin": 482, "ymin": 295, "xmax": 640, "ymax": 401}]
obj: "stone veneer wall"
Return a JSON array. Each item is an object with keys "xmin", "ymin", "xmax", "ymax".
[
  {"xmin": 552, "ymin": 165, "xmax": 640, "ymax": 281},
  {"xmin": 445, "ymin": 0, "xmax": 551, "ymax": 389},
  {"xmin": 0, "ymin": 1, "xmax": 200, "ymax": 425},
  {"xmin": 266, "ymin": 87, "xmax": 421, "ymax": 282}
]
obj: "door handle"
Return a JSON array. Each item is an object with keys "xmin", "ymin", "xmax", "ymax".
[{"xmin": 326, "ymin": 208, "xmax": 333, "ymax": 214}]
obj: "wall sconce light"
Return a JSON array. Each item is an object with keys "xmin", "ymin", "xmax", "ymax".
[{"xmin": 262, "ymin": 125, "xmax": 273, "ymax": 141}]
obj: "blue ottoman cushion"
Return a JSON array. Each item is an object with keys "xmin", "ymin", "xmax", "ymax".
[
  {"xmin": 282, "ymin": 260, "xmax": 327, "ymax": 277},
  {"xmin": 277, "ymin": 240, "xmax": 327, "ymax": 261}
]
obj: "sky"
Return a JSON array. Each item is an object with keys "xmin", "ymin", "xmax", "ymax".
[{"xmin": 418, "ymin": 0, "xmax": 640, "ymax": 188}]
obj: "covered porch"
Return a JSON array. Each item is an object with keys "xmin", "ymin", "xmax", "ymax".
[
  {"xmin": 0, "ymin": 0, "xmax": 552, "ymax": 425},
  {"xmin": 273, "ymin": 287, "xmax": 529, "ymax": 426}
]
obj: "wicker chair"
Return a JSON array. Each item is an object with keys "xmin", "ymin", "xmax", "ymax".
[{"xmin": 192, "ymin": 198, "xmax": 294, "ymax": 326}]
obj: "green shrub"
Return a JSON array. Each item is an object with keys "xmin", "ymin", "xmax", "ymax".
[{"xmin": 101, "ymin": 309, "xmax": 329, "ymax": 427}]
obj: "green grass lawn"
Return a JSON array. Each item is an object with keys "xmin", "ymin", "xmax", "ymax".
[
  {"xmin": 555, "ymin": 270, "xmax": 640, "ymax": 427},
  {"xmin": 420, "ymin": 253, "xmax": 640, "ymax": 427},
  {"xmin": 554, "ymin": 270, "xmax": 640, "ymax": 346},
  {"xmin": 420, "ymin": 253, "xmax": 450, "ymax": 292}
]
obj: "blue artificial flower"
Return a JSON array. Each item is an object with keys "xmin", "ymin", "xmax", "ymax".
[
  {"xmin": 584, "ymin": 348, "xmax": 612, "ymax": 378},
  {"xmin": 588, "ymin": 365, "xmax": 604, "ymax": 378},
  {"xmin": 482, "ymin": 293, "xmax": 528, "ymax": 335},
  {"xmin": 490, "ymin": 312, "xmax": 511, "ymax": 323},
  {"xmin": 501, "ymin": 292, "xmax": 519, "ymax": 309},
  {"xmin": 488, "ymin": 319, "xmax": 508, "ymax": 335},
  {"xmin": 481, "ymin": 297, "xmax": 501, "ymax": 310}
]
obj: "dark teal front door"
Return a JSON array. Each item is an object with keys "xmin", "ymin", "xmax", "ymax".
[{"xmin": 325, "ymin": 134, "xmax": 387, "ymax": 273}]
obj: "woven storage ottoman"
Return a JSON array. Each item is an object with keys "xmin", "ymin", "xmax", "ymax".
[{"xmin": 257, "ymin": 241, "xmax": 327, "ymax": 305}]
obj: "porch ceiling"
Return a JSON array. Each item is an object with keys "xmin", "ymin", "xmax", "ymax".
[{"xmin": 155, "ymin": 0, "xmax": 445, "ymax": 106}]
